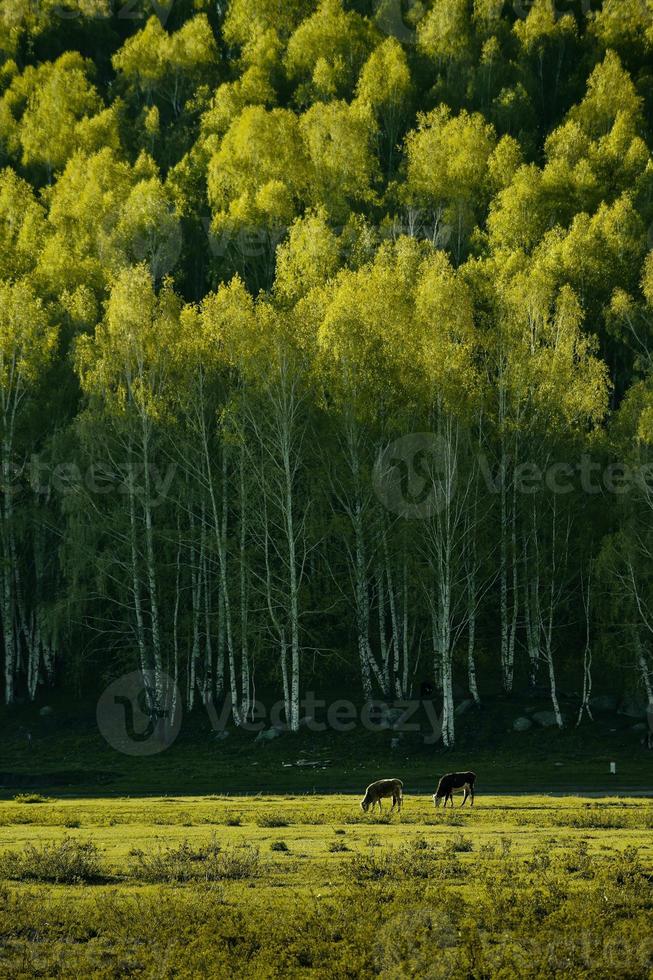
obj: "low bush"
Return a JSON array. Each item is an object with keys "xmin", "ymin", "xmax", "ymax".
[
  {"xmin": 256, "ymin": 816, "xmax": 290, "ymax": 828},
  {"xmin": 130, "ymin": 837, "xmax": 260, "ymax": 883},
  {"xmin": 0, "ymin": 837, "xmax": 102, "ymax": 883},
  {"xmin": 443, "ymin": 833, "xmax": 473, "ymax": 854},
  {"xmin": 345, "ymin": 840, "xmax": 463, "ymax": 882}
]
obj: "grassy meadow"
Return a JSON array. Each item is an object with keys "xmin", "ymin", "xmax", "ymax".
[{"xmin": 0, "ymin": 793, "xmax": 652, "ymax": 978}]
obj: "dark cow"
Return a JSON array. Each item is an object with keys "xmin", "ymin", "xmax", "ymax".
[{"xmin": 433, "ymin": 771, "xmax": 476, "ymax": 808}]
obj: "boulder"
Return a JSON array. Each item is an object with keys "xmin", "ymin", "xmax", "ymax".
[
  {"xmin": 589, "ymin": 695, "xmax": 617, "ymax": 713},
  {"xmin": 255, "ymin": 727, "xmax": 281, "ymax": 743},
  {"xmin": 631, "ymin": 722, "xmax": 647, "ymax": 733},
  {"xmin": 39, "ymin": 706, "xmax": 53, "ymax": 717},
  {"xmin": 533, "ymin": 710, "xmax": 563, "ymax": 728},
  {"xmin": 513, "ymin": 716, "xmax": 532, "ymax": 732},
  {"xmin": 213, "ymin": 731, "xmax": 230, "ymax": 742},
  {"xmin": 454, "ymin": 699, "xmax": 473, "ymax": 717}
]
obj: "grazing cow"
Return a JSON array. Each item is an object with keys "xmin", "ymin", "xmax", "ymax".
[
  {"xmin": 360, "ymin": 778, "xmax": 403, "ymax": 813},
  {"xmin": 433, "ymin": 771, "xmax": 476, "ymax": 808}
]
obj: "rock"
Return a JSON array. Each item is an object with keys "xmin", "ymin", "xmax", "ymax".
[
  {"xmin": 454, "ymin": 699, "xmax": 473, "ymax": 717},
  {"xmin": 631, "ymin": 722, "xmax": 647, "ymax": 733},
  {"xmin": 513, "ymin": 716, "xmax": 532, "ymax": 732},
  {"xmin": 618, "ymin": 696, "xmax": 647, "ymax": 719},
  {"xmin": 255, "ymin": 727, "xmax": 281, "ymax": 742},
  {"xmin": 589, "ymin": 694, "xmax": 617, "ymax": 713},
  {"xmin": 533, "ymin": 710, "xmax": 563, "ymax": 728},
  {"xmin": 213, "ymin": 731, "xmax": 230, "ymax": 742},
  {"xmin": 390, "ymin": 737, "xmax": 401, "ymax": 750},
  {"xmin": 39, "ymin": 706, "xmax": 53, "ymax": 717}
]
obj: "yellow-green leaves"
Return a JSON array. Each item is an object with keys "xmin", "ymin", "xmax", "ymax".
[
  {"xmin": 274, "ymin": 210, "xmax": 341, "ymax": 305},
  {"xmin": 223, "ymin": 0, "xmax": 312, "ymax": 47},
  {"xmin": 0, "ymin": 168, "xmax": 48, "ymax": 280},
  {"xmin": 0, "ymin": 280, "xmax": 56, "ymax": 400},
  {"xmin": 285, "ymin": 0, "xmax": 377, "ymax": 104},
  {"xmin": 415, "ymin": 250, "xmax": 479, "ymax": 417},
  {"xmin": 0, "ymin": 52, "xmax": 106, "ymax": 177},
  {"xmin": 418, "ymin": 0, "xmax": 474, "ymax": 66},
  {"xmin": 112, "ymin": 15, "xmax": 218, "ymax": 116},
  {"xmin": 76, "ymin": 264, "xmax": 181, "ymax": 423},
  {"xmin": 569, "ymin": 51, "xmax": 643, "ymax": 140},
  {"xmin": 405, "ymin": 106, "xmax": 497, "ymax": 260},
  {"xmin": 207, "ymin": 106, "xmax": 307, "ymax": 239},
  {"xmin": 301, "ymin": 101, "xmax": 380, "ymax": 220},
  {"xmin": 355, "ymin": 38, "xmax": 413, "ymax": 177}
]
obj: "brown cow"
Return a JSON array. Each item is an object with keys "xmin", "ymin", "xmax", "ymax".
[{"xmin": 360, "ymin": 778, "xmax": 403, "ymax": 813}]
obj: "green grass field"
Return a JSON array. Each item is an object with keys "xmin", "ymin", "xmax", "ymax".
[{"xmin": 1, "ymin": 793, "xmax": 652, "ymax": 978}]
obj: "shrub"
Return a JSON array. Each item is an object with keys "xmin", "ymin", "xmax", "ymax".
[
  {"xmin": 552, "ymin": 811, "xmax": 629, "ymax": 830},
  {"xmin": 130, "ymin": 837, "xmax": 260, "ymax": 883},
  {"xmin": 345, "ymin": 841, "xmax": 462, "ymax": 882},
  {"xmin": 12, "ymin": 793, "xmax": 48, "ymax": 804},
  {"xmin": 443, "ymin": 833, "xmax": 473, "ymax": 854},
  {"xmin": 0, "ymin": 837, "xmax": 102, "ymax": 883},
  {"xmin": 256, "ymin": 816, "xmax": 290, "ymax": 828},
  {"xmin": 329, "ymin": 841, "xmax": 349, "ymax": 853},
  {"xmin": 270, "ymin": 840, "xmax": 289, "ymax": 852}
]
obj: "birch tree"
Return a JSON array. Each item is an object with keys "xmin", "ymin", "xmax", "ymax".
[
  {"xmin": 75, "ymin": 264, "xmax": 180, "ymax": 708},
  {"xmin": 0, "ymin": 282, "xmax": 56, "ymax": 703}
]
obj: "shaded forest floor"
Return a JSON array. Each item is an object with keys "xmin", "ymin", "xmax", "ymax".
[{"xmin": 1, "ymin": 690, "xmax": 651, "ymax": 797}]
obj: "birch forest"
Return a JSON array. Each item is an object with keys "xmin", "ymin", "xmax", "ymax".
[{"xmin": 1, "ymin": 0, "xmax": 653, "ymax": 744}]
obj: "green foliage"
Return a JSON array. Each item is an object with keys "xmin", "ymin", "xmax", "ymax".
[
  {"xmin": 285, "ymin": 0, "xmax": 377, "ymax": 104},
  {"xmin": 0, "ymin": 837, "xmax": 102, "ymax": 883},
  {"xmin": 112, "ymin": 15, "xmax": 218, "ymax": 117},
  {"xmin": 0, "ymin": 52, "xmax": 109, "ymax": 178},
  {"xmin": 129, "ymin": 837, "xmax": 261, "ymax": 882},
  {"xmin": 0, "ymin": 0, "xmax": 653, "ymax": 745}
]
